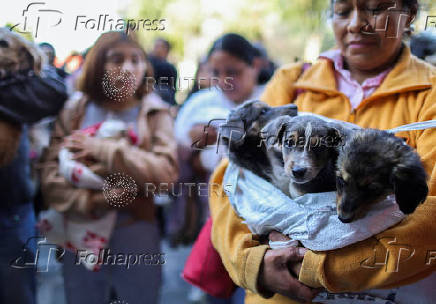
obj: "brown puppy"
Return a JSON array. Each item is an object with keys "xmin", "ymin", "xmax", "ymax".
[
  {"xmin": 262, "ymin": 115, "xmax": 343, "ymax": 198},
  {"xmin": 0, "ymin": 27, "xmax": 44, "ymax": 78},
  {"xmin": 336, "ymin": 129, "xmax": 428, "ymax": 223},
  {"xmin": 219, "ymin": 100, "xmax": 297, "ymax": 192}
]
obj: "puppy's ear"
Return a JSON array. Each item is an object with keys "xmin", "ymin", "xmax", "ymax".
[
  {"xmin": 260, "ymin": 116, "xmax": 290, "ymax": 149},
  {"xmin": 327, "ymin": 122, "xmax": 358, "ymax": 142},
  {"xmin": 274, "ymin": 104, "xmax": 298, "ymax": 117},
  {"xmin": 391, "ymin": 161, "xmax": 428, "ymax": 214},
  {"xmin": 326, "ymin": 127, "xmax": 343, "ymax": 149},
  {"xmin": 15, "ymin": 34, "xmax": 43, "ymax": 74},
  {"xmin": 327, "ymin": 122, "xmax": 355, "ymax": 150},
  {"xmin": 219, "ymin": 119, "xmax": 245, "ymax": 145}
]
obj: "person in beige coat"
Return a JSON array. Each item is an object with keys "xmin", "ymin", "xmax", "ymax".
[{"xmin": 40, "ymin": 31, "xmax": 178, "ymax": 304}]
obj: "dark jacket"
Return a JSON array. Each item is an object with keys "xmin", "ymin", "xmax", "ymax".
[
  {"xmin": 0, "ymin": 67, "xmax": 67, "ymax": 124},
  {"xmin": 0, "ymin": 67, "xmax": 67, "ymax": 210},
  {"xmin": 149, "ymin": 56, "xmax": 178, "ymax": 106}
]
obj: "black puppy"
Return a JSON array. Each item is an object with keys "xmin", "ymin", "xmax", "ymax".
[
  {"xmin": 219, "ymin": 100, "xmax": 297, "ymax": 192},
  {"xmin": 336, "ymin": 129, "xmax": 428, "ymax": 223},
  {"xmin": 262, "ymin": 115, "xmax": 344, "ymax": 198}
]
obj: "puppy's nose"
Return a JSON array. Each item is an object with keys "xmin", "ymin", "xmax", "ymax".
[
  {"xmin": 338, "ymin": 215, "xmax": 354, "ymax": 223},
  {"xmin": 292, "ymin": 167, "xmax": 307, "ymax": 178}
]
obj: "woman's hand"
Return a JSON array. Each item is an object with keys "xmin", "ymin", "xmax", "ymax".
[
  {"xmin": 63, "ymin": 132, "xmax": 99, "ymax": 162},
  {"xmin": 189, "ymin": 124, "xmax": 218, "ymax": 149},
  {"xmin": 269, "ymin": 231, "xmax": 303, "ymax": 277},
  {"xmin": 269, "ymin": 230, "xmax": 292, "ymax": 242},
  {"xmin": 85, "ymin": 191, "xmax": 112, "ymax": 218},
  {"xmin": 257, "ymin": 247, "xmax": 320, "ymax": 303}
]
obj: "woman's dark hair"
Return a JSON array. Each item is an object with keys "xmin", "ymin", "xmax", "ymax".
[
  {"xmin": 330, "ymin": 0, "xmax": 418, "ymax": 14},
  {"xmin": 184, "ymin": 57, "xmax": 208, "ymax": 101},
  {"xmin": 410, "ymin": 32, "xmax": 436, "ymax": 59},
  {"xmin": 78, "ymin": 31, "xmax": 154, "ymax": 102},
  {"xmin": 207, "ymin": 33, "xmax": 256, "ymax": 65},
  {"xmin": 402, "ymin": 0, "xmax": 418, "ymax": 10}
]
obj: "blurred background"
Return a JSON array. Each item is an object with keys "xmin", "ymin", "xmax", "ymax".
[{"xmin": 2, "ymin": 0, "xmax": 435, "ymax": 101}]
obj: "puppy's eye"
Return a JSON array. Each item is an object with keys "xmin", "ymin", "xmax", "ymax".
[
  {"xmin": 260, "ymin": 108, "xmax": 268, "ymax": 115},
  {"xmin": 0, "ymin": 40, "xmax": 9, "ymax": 48}
]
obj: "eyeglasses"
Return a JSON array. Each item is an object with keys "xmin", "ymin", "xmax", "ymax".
[{"xmin": 333, "ymin": 2, "xmax": 412, "ymax": 37}]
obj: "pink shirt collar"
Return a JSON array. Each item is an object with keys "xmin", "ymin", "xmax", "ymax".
[{"xmin": 319, "ymin": 49, "xmax": 392, "ymax": 110}]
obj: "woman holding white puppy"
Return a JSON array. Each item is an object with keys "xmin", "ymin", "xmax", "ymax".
[{"xmin": 40, "ymin": 31, "xmax": 178, "ymax": 304}]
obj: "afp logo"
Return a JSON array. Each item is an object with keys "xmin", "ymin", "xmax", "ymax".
[{"xmin": 360, "ymin": 237, "xmax": 415, "ymax": 273}]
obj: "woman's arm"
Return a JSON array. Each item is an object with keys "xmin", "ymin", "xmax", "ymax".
[
  {"xmin": 209, "ymin": 63, "xmax": 320, "ymax": 301},
  {"xmin": 40, "ymin": 103, "xmax": 107, "ymax": 216},
  {"xmin": 85, "ymin": 108, "xmax": 179, "ymax": 187},
  {"xmin": 209, "ymin": 160, "xmax": 318, "ymax": 303},
  {"xmin": 209, "ymin": 159, "xmax": 270, "ymax": 294}
]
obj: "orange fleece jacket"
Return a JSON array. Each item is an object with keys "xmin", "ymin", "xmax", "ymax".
[{"xmin": 209, "ymin": 47, "xmax": 436, "ymax": 304}]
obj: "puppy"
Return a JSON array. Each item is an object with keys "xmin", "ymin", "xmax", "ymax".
[
  {"xmin": 0, "ymin": 27, "xmax": 44, "ymax": 78},
  {"xmin": 336, "ymin": 129, "xmax": 428, "ymax": 223},
  {"xmin": 219, "ymin": 100, "xmax": 297, "ymax": 190},
  {"xmin": 262, "ymin": 115, "xmax": 344, "ymax": 198}
]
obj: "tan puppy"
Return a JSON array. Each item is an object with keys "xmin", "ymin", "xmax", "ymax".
[{"xmin": 0, "ymin": 27, "xmax": 44, "ymax": 78}]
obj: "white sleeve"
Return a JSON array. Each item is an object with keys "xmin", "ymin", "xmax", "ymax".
[{"xmin": 175, "ymin": 89, "xmax": 231, "ymax": 146}]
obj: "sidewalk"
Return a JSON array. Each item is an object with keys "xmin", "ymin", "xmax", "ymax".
[{"xmin": 36, "ymin": 240, "xmax": 205, "ymax": 304}]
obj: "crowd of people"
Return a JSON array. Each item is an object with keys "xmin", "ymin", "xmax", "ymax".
[{"xmin": 0, "ymin": 0, "xmax": 436, "ymax": 303}]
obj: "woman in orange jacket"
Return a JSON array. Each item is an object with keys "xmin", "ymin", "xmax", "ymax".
[{"xmin": 209, "ymin": 0, "xmax": 436, "ymax": 303}]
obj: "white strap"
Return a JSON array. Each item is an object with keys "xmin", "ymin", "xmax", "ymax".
[
  {"xmin": 298, "ymin": 113, "xmax": 436, "ymax": 134},
  {"xmin": 387, "ymin": 120, "xmax": 436, "ymax": 133},
  {"xmin": 269, "ymin": 239, "xmax": 299, "ymax": 249}
]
